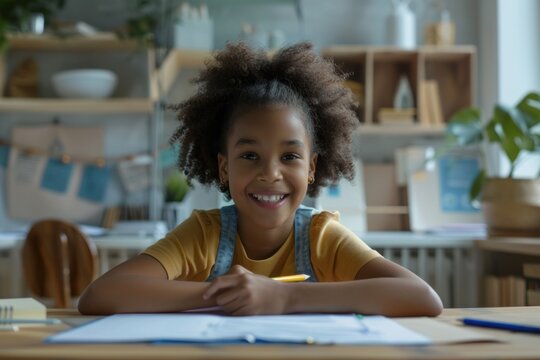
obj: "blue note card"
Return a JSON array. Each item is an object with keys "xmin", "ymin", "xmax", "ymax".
[
  {"xmin": 0, "ymin": 145, "xmax": 10, "ymax": 167},
  {"xmin": 41, "ymin": 159, "xmax": 74, "ymax": 193},
  {"xmin": 78, "ymin": 165, "xmax": 111, "ymax": 202}
]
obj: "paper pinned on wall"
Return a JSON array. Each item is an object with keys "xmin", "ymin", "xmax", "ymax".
[
  {"xmin": 41, "ymin": 159, "xmax": 74, "ymax": 193},
  {"xmin": 117, "ymin": 155, "xmax": 152, "ymax": 193},
  {"xmin": 13, "ymin": 152, "xmax": 42, "ymax": 184},
  {"xmin": 78, "ymin": 164, "xmax": 112, "ymax": 203},
  {"xmin": 8, "ymin": 125, "xmax": 105, "ymax": 221}
]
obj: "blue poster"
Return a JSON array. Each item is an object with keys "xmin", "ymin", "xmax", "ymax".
[
  {"xmin": 41, "ymin": 159, "xmax": 74, "ymax": 193},
  {"xmin": 0, "ymin": 145, "xmax": 9, "ymax": 167},
  {"xmin": 78, "ymin": 164, "xmax": 112, "ymax": 202},
  {"xmin": 438, "ymin": 157, "xmax": 480, "ymax": 213}
]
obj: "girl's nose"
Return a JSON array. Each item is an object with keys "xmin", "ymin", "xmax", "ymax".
[{"xmin": 257, "ymin": 159, "xmax": 283, "ymax": 183}]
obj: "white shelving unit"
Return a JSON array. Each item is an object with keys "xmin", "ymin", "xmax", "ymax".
[{"xmin": 0, "ymin": 34, "xmax": 162, "ymax": 220}]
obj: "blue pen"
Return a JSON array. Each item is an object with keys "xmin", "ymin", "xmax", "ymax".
[{"xmin": 462, "ymin": 317, "xmax": 540, "ymax": 334}]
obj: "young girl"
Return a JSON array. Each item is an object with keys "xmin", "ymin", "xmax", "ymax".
[{"xmin": 79, "ymin": 43, "xmax": 442, "ymax": 317}]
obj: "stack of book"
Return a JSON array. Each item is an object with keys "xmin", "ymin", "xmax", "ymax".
[
  {"xmin": 524, "ymin": 263, "xmax": 540, "ymax": 306},
  {"xmin": 0, "ymin": 297, "xmax": 60, "ymax": 330},
  {"xmin": 484, "ymin": 275, "xmax": 526, "ymax": 307},
  {"xmin": 0, "ymin": 297, "xmax": 46, "ymax": 320},
  {"xmin": 378, "ymin": 108, "xmax": 415, "ymax": 126}
]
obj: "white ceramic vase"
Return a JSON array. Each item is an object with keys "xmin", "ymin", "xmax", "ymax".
[{"xmin": 386, "ymin": 0, "xmax": 416, "ymax": 49}]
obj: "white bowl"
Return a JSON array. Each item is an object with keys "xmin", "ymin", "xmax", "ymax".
[{"xmin": 52, "ymin": 69, "xmax": 117, "ymax": 99}]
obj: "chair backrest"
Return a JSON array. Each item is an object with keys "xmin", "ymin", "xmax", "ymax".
[{"xmin": 22, "ymin": 219, "xmax": 98, "ymax": 308}]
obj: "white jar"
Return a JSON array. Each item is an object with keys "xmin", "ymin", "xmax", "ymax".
[{"xmin": 386, "ymin": 0, "xmax": 416, "ymax": 49}]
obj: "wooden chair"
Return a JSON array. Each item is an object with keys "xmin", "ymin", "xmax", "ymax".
[{"xmin": 21, "ymin": 219, "xmax": 98, "ymax": 308}]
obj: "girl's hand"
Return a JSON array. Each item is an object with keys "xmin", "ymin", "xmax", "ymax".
[{"xmin": 203, "ymin": 265, "xmax": 290, "ymax": 315}]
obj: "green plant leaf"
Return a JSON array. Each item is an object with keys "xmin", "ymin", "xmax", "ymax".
[
  {"xmin": 532, "ymin": 134, "xmax": 540, "ymax": 150},
  {"xmin": 491, "ymin": 105, "xmax": 524, "ymax": 163},
  {"xmin": 469, "ymin": 169, "xmax": 486, "ymax": 202},
  {"xmin": 517, "ymin": 92, "xmax": 540, "ymax": 127},
  {"xmin": 485, "ymin": 120, "xmax": 500, "ymax": 142},
  {"xmin": 444, "ymin": 107, "xmax": 483, "ymax": 146}
]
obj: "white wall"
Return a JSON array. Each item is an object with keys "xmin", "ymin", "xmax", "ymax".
[
  {"xmin": 479, "ymin": 0, "xmax": 540, "ymax": 177},
  {"xmin": 498, "ymin": 0, "xmax": 540, "ymax": 104}
]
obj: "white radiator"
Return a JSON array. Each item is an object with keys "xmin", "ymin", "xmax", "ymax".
[
  {"xmin": 1, "ymin": 233, "xmax": 480, "ymax": 307},
  {"xmin": 363, "ymin": 233, "xmax": 479, "ymax": 308}
]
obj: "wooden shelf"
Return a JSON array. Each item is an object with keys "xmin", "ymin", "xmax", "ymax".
[
  {"xmin": 323, "ymin": 45, "xmax": 476, "ymax": 128},
  {"xmin": 475, "ymin": 238, "xmax": 540, "ymax": 256},
  {"xmin": 355, "ymin": 124, "xmax": 445, "ymax": 135},
  {"xmin": 0, "ymin": 98, "xmax": 154, "ymax": 114},
  {"xmin": 0, "ymin": 34, "xmax": 157, "ymax": 114},
  {"xmin": 6, "ymin": 33, "xmax": 141, "ymax": 52},
  {"xmin": 158, "ymin": 49, "xmax": 211, "ymax": 95},
  {"xmin": 324, "ymin": 45, "xmax": 476, "ymax": 57}
]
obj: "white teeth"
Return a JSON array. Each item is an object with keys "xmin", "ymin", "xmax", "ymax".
[{"xmin": 252, "ymin": 194, "xmax": 285, "ymax": 202}]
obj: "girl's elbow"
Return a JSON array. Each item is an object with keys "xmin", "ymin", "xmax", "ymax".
[
  {"xmin": 77, "ymin": 282, "xmax": 107, "ymax": 315},
  {"xmin": 77, "ymin": 285, "xmax": 94, "ymax": 315},
  {"xmin": 422, "ymin": 284, "xmax": 443, "ymax": 316}
]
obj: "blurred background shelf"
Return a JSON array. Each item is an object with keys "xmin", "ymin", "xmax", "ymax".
[
  {"xmin": 323, "ymin": 46, "xmax": 476, "ymax": 129},
  {"xmin": 0, "ymin": 98, "xmax": 154, "ymax": 114},
  {"xmin": 6, "ymin": 33, "xmax": 140, "ymax": 52}
]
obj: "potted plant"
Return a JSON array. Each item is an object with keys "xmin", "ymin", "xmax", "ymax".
[
  {"xmin": 442, "ymin": 91, "xmax": 540, "ymax": 237},
  {"xmin": 0, "ymin": 0, "xmax": 66, "ymax": 50},
  {"xmin": 163, "ymin": 173, "xmax": 191, "ymax": 230}
]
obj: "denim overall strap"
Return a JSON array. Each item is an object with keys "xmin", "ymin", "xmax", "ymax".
[
  {"xmin": 294, "ymin": 205, "xmax": 318, "ymax": 282},
  {"xmin": 206, "ymin": 205, "xmax": 237, "ymax": 282},
  {"xmin": 207, "ymin": 205, "xmax": 318, "ymax": 282}
]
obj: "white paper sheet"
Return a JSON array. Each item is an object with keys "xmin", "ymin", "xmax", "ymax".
[{"xmin": 46, "ymin": 314, "xmax": 431, "ymax": 345}]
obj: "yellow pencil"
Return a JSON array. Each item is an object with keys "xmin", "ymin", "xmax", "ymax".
[{"xmin": 272, "ymin": 274, "xmax": 310, "ymax": 283}]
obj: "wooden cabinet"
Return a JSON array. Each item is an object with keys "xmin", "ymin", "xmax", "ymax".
[
  {"xmin": 322, "ymin": 46, "xmax": 476, "ymax": 231},
  {"xmin": 322, "ymin": 45, "xmax": 476, "ymax": 134},
  {"xmin": 476, "ymin": 239, "xmax": 540, "ymax": 306}
]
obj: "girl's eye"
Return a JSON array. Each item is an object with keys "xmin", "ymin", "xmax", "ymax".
[
  {"xmin": 282, "ymin": 153, "xmax": 300, "ymax": 161},
  {"xmin": 240, "ymin": 152, "xmax": 258, "ymax": 160}
]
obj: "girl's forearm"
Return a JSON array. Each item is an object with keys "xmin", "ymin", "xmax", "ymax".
[
  {"xmin": 78, "ymin": 275, "xmax": 215, "ymax": 315},
  {"xmin": 285, "ymin": 278, "xmax": 443, "ymax": 317}
]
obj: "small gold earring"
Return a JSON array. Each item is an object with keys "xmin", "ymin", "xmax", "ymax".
[{"xmin": 308, "ymin": 175, "xmax": 315, "ymax": 185}]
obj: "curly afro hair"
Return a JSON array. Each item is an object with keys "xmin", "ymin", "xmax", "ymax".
[{"xmin": 170, "ymin": 42, "xmax": 359, "ymax": 198}]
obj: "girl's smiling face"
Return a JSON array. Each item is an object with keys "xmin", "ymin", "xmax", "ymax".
[{"xmin": 218, "ymin": 104, "xmax": 317, "ymax": 233}]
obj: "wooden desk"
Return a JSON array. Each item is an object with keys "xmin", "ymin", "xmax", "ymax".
[{"xmin": 0, "ymin": 307, "xmax": 539, "ymax": 359}]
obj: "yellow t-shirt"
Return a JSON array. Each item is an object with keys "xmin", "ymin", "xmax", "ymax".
[{"xmin": 143, "ymin": 209, "xmax": 380, "ymax": 282}]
